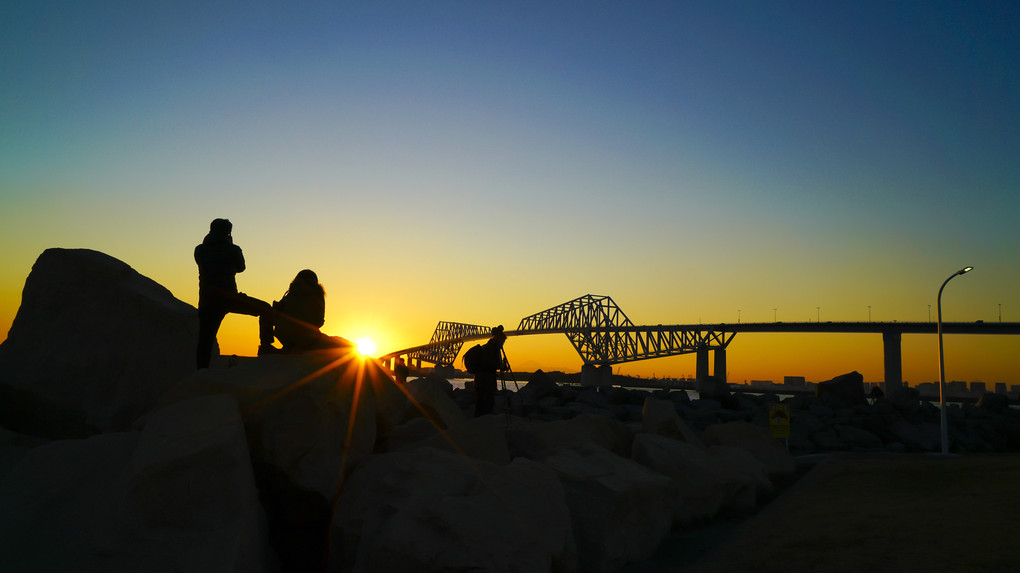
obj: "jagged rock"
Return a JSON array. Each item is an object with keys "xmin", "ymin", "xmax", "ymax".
[
  {"xmin": 403, "ymin": 376, "xmax": 468, "ymax": 429},
  {"xmin": 667, "ymin": 389, "xmax": 692, "ymax": 404},
  {"xmin": 615, "ymin": 403, "xmax": 644, "ymax": 423},
  {"xmin": 640, "ymin": 396, "xmax": 704, "ymax": 446},
  {"xmin": 575, "ymin": 388, "xmax": 612, "ymax": 409},
  {"xmin": 395, "ymin": 413, "xmax": 512, "ymax": 464},
  {"xmin": 707, "ymin": 445, "xmax": 772, "ymax": 509},
  {"xmin": 790, "ymin": 410, "xmax": 828, "ymax": 437},
  {"xmin": 507, "ymin": 413, "xmax": 634, "ymax": 460},
  {"xmin": 702, "ymin": 421, "xmax": 796, "ymax": 484},
  {"xmin": 787, "ymin": 431, "xmax": 817, "ymax": 454},
  {"xmin": 834, "ymin": 423, "xmax": 884, "ymax": 450},
  {"xmin": 815, "ymin": 371, "xmax": 866, "ymax": 408},
  {"xmin": 0, "ymin": 248, "xmax": 198, "ymax": 434},
  {"xmin": 889, "ymin": 420, "xmax": 936, "ymax": 451},
  {"xmin": 383, "ymin": 417, "xmax": 441, "ymax": 451},
  {"xmin": 0, "ymin": 427, "xmax": 48, "ymax": 480},
  {"xmin": 566, "ymin": 401, "xmax": 616, "ymax": 418},
  {"xmin": 0, "ymin": 394, "xmax": 271, "ymax": 572},
  {"xmin": 541, "ymin": 442, "xmax": 673, "ymax": 572},
  {"xmin": 606, "ymin": 387, "xmax": 650, "ymax": 406},
  {"xmin": 518, "ymin": 370, "xmax": 560, "ymax": 405},
  {"xmin": 0, "ymin": 431, "xmax": 139, "ymax": 572},
  {"xmin": 156, "ymin": 350, "xmax": 392, "ymax": 500},
  {"xmin": 976, "ymin": 392, "xmax": 1010, "ymax": 413},
  {"xmin": 121, "ymin": 395, "xmax": 272, "ymax": 571},
  {"xmin": 811, "ymin": 429, "xmax": 844, "ymax": 450},
  {"xmin": 697, "ymin": 376, "xmax": 731, "ymax": 401},
  {"xmin": 631, "ymin": 433, "xmax": 754, "ymax": 525},
  {"xmin": 990, "ymin": 419, "xmax": 1020, "ymax": 450},
  {"xmin": 0, "ymin": 383, "xmax": 90, "ymax": 439},
  {"xmin": 848, "ymin": 413, "xmax": 899, "ymax": 444},
  {"xmin": 330, "ymin": 447, "xmax": 576, "ymax": 573}
]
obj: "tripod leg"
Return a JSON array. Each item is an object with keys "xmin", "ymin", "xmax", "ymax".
[{"xmin": 500, "ymin": 375, "xmax": 511, "ymax": 425}]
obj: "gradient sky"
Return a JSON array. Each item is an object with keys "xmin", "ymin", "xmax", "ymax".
[{"xmin": 2, "ymin": 1, "xmax": 1018, "ymax": 385}]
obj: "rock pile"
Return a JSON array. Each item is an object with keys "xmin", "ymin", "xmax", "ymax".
[
  {"xmin": 498, "ymin": 369, "xmax": 1020, "ymax": 455},
  {"xmin": 2, "ymin": 249, "xmax": 1016, "ymax": 572}
]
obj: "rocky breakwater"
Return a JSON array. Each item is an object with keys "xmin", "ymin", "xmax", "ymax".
[
  {"xmin": 0, "ymin": 248, "xmax": 801, "ymax": 573},
  {"xmin": 498, "ymin": 370, "xmax": 1020, "ymax": 455}
]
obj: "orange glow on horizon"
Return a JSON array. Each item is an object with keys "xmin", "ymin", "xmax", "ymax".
[{"xmin": 204, "ymin": 309, "xmax": 1020, "ymax": 387}]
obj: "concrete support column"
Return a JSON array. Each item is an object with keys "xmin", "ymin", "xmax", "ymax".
[
  {"xmin": 695, "ymin": 345, "xmax": 710, "ymax": 385},
  {"xmin": 882, "ymin": 330, "xmax": 903, "ymax": 398},
  {"xmin": 713, "ymin": 347, "xmax": 727, "ymax": 384},
  {"xmin": 581, "ymin": 364, "xmax": 612, "ymax": 387}
]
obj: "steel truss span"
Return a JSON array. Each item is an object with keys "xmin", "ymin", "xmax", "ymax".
[
  {"xmin": 407, "ymin": 321, "xmax": 492, "ymax": 367},
  {"xmin": 384, "ymin": 294, "xmax": 736, "ymax": 368},
  {"xmin": 516, "ymin": 295, "xmax": 733, "ymax": 366}
]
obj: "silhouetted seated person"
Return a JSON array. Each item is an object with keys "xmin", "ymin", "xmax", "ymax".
[
  {"xmin": 194, "ymin": 218, "xmax": 276, "ymax": 368},
  {"xmin": 272, "ymin": 270, "xmax": 328, "ymax": 352},
  {"xmin": 272, "ymin": 270, "xmax": 355, "ymax": 353}
]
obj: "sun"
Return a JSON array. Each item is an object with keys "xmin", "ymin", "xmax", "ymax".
[{"xmin": 354, "ymin": 337, "xmax": 377, "ymax": 358}]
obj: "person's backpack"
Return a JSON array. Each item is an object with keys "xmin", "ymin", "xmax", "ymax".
[{"xmin": 463, "ymin": 344, "xmax": 485, "ymax": 374}]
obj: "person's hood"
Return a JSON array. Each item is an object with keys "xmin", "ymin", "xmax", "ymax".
[{"xmin": 202, "ymin": 232, "xmax": 232, "ymax": 246}]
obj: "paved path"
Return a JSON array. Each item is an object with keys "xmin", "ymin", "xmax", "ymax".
[{"xmin": 624, "ymin": 453, "xmax": 1020, "ymax": 573}]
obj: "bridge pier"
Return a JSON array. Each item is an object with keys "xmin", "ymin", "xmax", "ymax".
[
  {"xmin": 883, "ymin": 330, "xmax": 903, "ymax": 398},
  {"xmin": 714, "ymin": 347, "xmax": 727, "ymax": 384},
  {"xmin": 581, "ymin": 364, "xmax": 613, "ymax": 387},
  {"xmin": 696, "ymin": 346, "xmax": 709, "ymax": 382},
  {"xmin": 696, "ymin": 345, "xmax": 726, "ymax": 385}
]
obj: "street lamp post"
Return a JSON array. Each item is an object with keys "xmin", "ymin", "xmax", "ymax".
[{"xmin": 937, "ymin": 265, "xmax": 973, "ymax": 455}]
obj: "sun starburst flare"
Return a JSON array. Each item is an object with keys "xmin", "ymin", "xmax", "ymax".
[{"xmin": 354, "ymin": 337, "xmax": 377, "ymax": 358}]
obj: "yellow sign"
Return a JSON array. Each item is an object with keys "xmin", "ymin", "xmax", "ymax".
[{"xmin": 769, "ymin": 403, "xmax": 791, "ymax": 439}]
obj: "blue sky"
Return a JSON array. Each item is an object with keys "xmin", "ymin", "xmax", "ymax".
[{"xmin": 2, "ymin": 1, "xmax": 1018, "ymax": 383}]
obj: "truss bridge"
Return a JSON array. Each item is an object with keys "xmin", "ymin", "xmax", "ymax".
[
  {"xmin": 380, "ymin": 293, "xmax": 1020, "ymax": 391},
  {"xmin": 381, "ymin": 294, "xmax": 737, "ymax": 385}
]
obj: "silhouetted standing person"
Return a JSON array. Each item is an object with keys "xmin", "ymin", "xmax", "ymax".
[
  {"xmin": 473, "ymin": 325, "xmax": 507, "ymax": 417},
  {"xmin": 394, "ymin": 357, "xmax": 410, "ymax": 384},
  {"xmin": 194, "ymin": 218, "xmax": 275, "ymax": 368},
  {"xmin": 273, "ymin": 269, "xmax": 326, "ymax": 352}
]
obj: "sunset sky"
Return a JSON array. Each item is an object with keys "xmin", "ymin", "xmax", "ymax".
[{"xmin": 2, "ymin": 1, "xmax": 1018, "ymax": 385}]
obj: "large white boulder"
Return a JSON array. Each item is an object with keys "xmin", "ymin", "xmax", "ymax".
[
  {"xmin": 702, "ymin": 421, "xmax": 797, "ymax": 484},
  {"xmin": 403, "ymin": 376, "xmax": 468, "ymax": 429},
  {"xmin": 393, "ymin": 413, "xmax": 512, "ymax": 464},
  {"xmin": 540, "ymin": 442, "xmax": 673, "ymax": 573},
  {"xmin": 331, "ymin": 447, "xmax": 576, "ymax": 573},
  {"xmin": 0, "ymin": 248, "xmax": 198, "ymax": 434},
  {"xmin": 706, "ymin": 445, "xmax": 771, "ymax": 511},
  {"xmin": 640, "ymin": 396, "xmax": 704, "ymax": 446},
  {"xmin": 0, "ymin": 394, "xmax": 271, "ymax": 572},
  {"xmin": 156, "ymin": 350, "xmax": 393, "ymax": 501},
  {"xmin": 506, "ymin": 413, "xmax": 634, "ymax": 460},
  {"xmin": 631, "ymin": 433, "xmax": 754, "ymax": 525}
]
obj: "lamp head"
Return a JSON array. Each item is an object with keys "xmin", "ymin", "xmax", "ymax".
[{"xmin": 959, "ymin": 266, "xmax": 974, "ymax": 275}]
